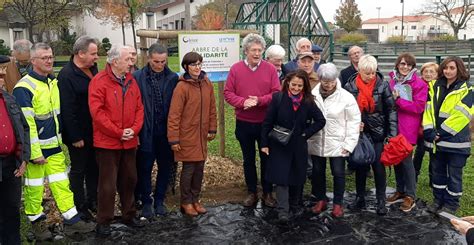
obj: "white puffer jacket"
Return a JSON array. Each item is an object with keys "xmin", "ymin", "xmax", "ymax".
[{"xmin": 308, "ymin": 79, "xmax": 361, "ymax": 157}]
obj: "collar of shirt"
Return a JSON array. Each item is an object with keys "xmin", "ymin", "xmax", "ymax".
[{"xmin": 244, "ymin": 59, "xmax": 261, "ymax": 72}]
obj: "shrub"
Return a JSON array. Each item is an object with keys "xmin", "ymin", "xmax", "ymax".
[
  {"xmin": 99, "ymin": 37, "xmax": 111, "ymax": 56},
  {"xmin": 435, "ymin": 34, "xmax": 457, "ymax": 41},
  {"xmin": 386, "ymin": 36, "xmax": 405, "ymax": 44},
  {"xmin": 0, "ymin": 39, "xmax": 11, "ymax": 55},
  {"xmin": 336, "ymin": 33, "xmax": 368, "ymax": 45}
]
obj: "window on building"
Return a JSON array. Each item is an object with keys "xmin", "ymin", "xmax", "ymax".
[
  {"xmin": 147, "ymin": 14, "xmax": 154, "ymax": 29},
  {"xmin": 382, "ymin": 26, "xmax": 384, "ymax": 32},
  {"xmin": 163, "ymin": 8, "xmax": 168, "ymax": 15},
  {"xmin": 163, "ymin": 24, "xmax": 168, "ymax": 30},
  {"xmin": 175, "ymin": 20, "xmax": 180, "ymax": 30},
  {"xmin": 181, "ymin": 18, "xmax": 184, "ymax": 29},
  {"xmin": 411, "ymin": 25, "xmax": 416, "ymax": 30},
  {"xmin": 430, "ymin": 25, "xmax": 435, "ymax": 30},
  {"xmin": 395, "ymin": 26, "xmax": 398, "ymax": 30},
  {"xmin": 169, "ymin": 22, "xmax": 174, "ymax": 30}
]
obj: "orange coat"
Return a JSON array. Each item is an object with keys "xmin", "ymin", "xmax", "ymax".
[{"xmin": 167, "ymin": 73, "xmax": 217, "ymax": 162}]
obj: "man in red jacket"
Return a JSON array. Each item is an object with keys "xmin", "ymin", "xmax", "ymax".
[{"xmin": 88, "ymin": 44, "xmax": 145, "ymax": 236}]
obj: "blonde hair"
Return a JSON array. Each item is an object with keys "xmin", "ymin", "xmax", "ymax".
[
  {"xmin": 420, "ymin": 62, "xmax": 439, "ymax": 74},
  {"xmin": 358, "ymin": 54, "xmax": 378, "ymax": 72}
]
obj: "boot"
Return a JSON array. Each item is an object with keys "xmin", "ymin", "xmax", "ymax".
[
  {"xmin": 64, "ymin": 214, "xmax": 95, "ymax": 235},
  {"xmin": 331, "ymin": 204, "xmax": 344, "ymax": 218},
  {"xmin": 154, "ymin": 202, "xmax": 169, "ymax": 216},
  {"xmin": 376, "ymin": 200, "xmax": 388, "ymax": 216},
  {"xmin": 311, "ymin": 200, "xmax": 328, "ymax": 214},
  {"xmin": 387, "ymin": 191, "xmax": 406, "ymax": 204},
  {"xmin": 181, "ymin": 204, "xmax": 198, "ymax": 217},
  {"xmin": 261, "ymin": 193, "xmax": 277, "ymax": 208},
  {"xmin": 400, "ymin": 196, "xmax": 416, "ymax": 212},
  {"xmin": 95, "ymin": 224, "xmax": 112, "ymax": 237},
  {"xmin": 348, "ymin": 197, "xmax": 366, "ymax": 211},
  {"xmin": 243, "ymin": 193, "xmax": 258, "ymax": 207},
  {"xmin": 141, "ymin": 203, "xmax": 154, "ymax": 219},
  {"xmin": 30, "ymin": 217, "xmax": 52, "ymax": 241},
  {"xmin": 193, "ymin": 202, "xmax": 207, "ymax": 214}
]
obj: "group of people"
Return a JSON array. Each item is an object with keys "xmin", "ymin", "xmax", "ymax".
[{"xmin": 0, "ymin": 32, "xmax": 472, "ymax": 244}]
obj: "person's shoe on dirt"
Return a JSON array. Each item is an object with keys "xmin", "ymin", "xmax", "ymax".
[
  {"xmin": 348, "ymin": 197, "xmax": 366, "ymax": 211},
  {"xmin": 123, "ymin": 217, "xmax": 146, "ymax": 228},
  {"xmin": 193, "ymin": 202, "xmax": 207, "ymax": 214},
  {"xmin": 331, "ymin": 204, "xmax": 344, "ymax": 218},
  {"xmin": 63, "ymin": 214, "xmax": 95, "ymax": 235},
  {"xmin": 181, "ymin": 204, "xmax": 198, "ymax": 217},
  {"xmin": 278, "ymin": 211, "xmax": 289, "ymax": 222},
  {"xmin": 311, "ymin": 200, "xmax": 328, "ymax": 214},
  {"xmin": 400, "ymin": 196, "xmax": 416, "ymax": 212},
  {"xmin": 154, "ymin": 202, "xmax": 168, "ymax": 216},
  {"xmin": 387, "ymin": 191, "xmax": 406, "ymax": 204},
  {"xmin": 376, "ymin": 200, "xmax": 388, "ymax": 216},
  {"xmin": 95, "ymin": 224, "xmax": 112, "ymax": 237},
  {"xmin": 141, "ymin": 203, "xmax": 154, "ymax": 219},
  {"xmin": 243, "ymin": 193, "xmax": 258, "ymax": 207},
  {"xmin": 427, "ymin": 202, "xmax": 443, "ymax": 213},
  {"xmin": 30, "ymin": 215, "xmax": 52, "ymax": 241},
  {"xmin": 262, "ymin": 193, "xmax": 277, "ymax": 208}
]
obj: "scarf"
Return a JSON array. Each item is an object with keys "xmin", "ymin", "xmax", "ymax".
[
  {"xmin": 288, "ymin": 91, "xmax": 303, "ymax": 111},
  {"xmin": 355, "ymin": 74, "xmax": 376, "ymax": 113}
]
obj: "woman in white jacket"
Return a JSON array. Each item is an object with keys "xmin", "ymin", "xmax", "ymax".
[{"xmin": 308, "ymin": 63, "xmax": 361, "ymax": 218}]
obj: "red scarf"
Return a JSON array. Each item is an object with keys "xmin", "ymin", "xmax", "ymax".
[
  {"xmin": 288, "ymin": 91, "xmax": 303, "ymax": 111},
  {"xmin": 355, "ymin": 74, "xmax": 376, "ymax": 113}
]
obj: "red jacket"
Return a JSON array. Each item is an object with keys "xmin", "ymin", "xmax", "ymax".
[{"xmin": 89, "ymin": 64, "xmax": 144, "ymax": 149}]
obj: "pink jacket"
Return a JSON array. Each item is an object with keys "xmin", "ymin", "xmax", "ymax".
[{"xmin": 389, "ymin": 70, "xmax": 428, "ymax": 145}]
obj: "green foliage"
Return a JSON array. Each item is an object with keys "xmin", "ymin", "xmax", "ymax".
[
  {"xmin": 193, "ymin": 0, "xmax": 240, "ymax": 29},
  {"xmin": 334, "ymin": 0, "xmax": 362, "ymax": 33},
  {"xmin": 386, "ymin": 35, "xmax": 405, "ymax": 44},
  {"xmin": 99, "ymin": 37, "xmax": 112, "ymax": 56},
  {"xmin": 0, "ymin": 39, "xmax": 11, "ymax": 55},
  {"xmin": 50, "ymin": 31, "xmax": 77, "ymax": 55},
  {"xmin": 435, "ymin": 34, "xmax": 457, "ymax": 41},
  {"xmin": 336, "ymin": 33, "xmax": 368, "ymax": 45}
]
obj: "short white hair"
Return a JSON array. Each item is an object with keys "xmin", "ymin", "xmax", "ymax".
[
  {"xmin": 317, "ymin": 63, "xmax": 338, "ymax": 81},
  {"xmin": 296, "ymin": 38, "xmax": 311, "ymax": 50},
  {"xmin": 107, "ymin": 44, "xmax": 128, "ymax": 64},
  {"xmin": 358, "ymin": 55, "xmax": 378, "ymax": 72},
  {"xmin": 265, "ymin": 44, "xmax": 285, "ymax": 59},
  {"xmin": 242, "ymin": 33, "xmax": 266, "ymax": 52},
  {"xmin": 348, "ymin": 45, "xmax": 364, "ymax": 56}
]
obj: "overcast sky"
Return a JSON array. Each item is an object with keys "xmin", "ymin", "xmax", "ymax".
[{"xmin": 316, "ymin": 0, "xmax": 426, "ymax": 22}]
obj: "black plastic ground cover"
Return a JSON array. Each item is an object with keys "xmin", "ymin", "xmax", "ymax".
[{"xmin": 62, "ymin": 189, "xmax": 465, "ymax": 244}]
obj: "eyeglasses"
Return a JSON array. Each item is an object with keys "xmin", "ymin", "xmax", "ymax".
[
  {"xmin": 34, "ymin": 56, "xmax": 55, "ymax": 62},
  {"xmin": 321, "ymin": 79, "xmax": 336, "ymax": 83},
  {"xmin": 189, "ymin": 63, "xmax": 202, "ymax": 68},
  {"xmin": 399, "ymin": 62, "xmax": 413, "ymax": 67},
  {"xmin": 153, "ymin": 60, "xmax": 166, "ymax": 64}
]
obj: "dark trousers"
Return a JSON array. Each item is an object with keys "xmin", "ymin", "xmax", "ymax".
[
  {"xmin": 355, "ymin": 142, "xmax": 386, "ymax": 201},
  {"xmin": 96, "ymin": 148, "xmax": 137, "ymax": 225},
  {"xmin": 136, "ymin": 135, "xmax": 174, "ymax": 206},
  {"xmin": 67, "ymin": 143, "xmax": 98, "ymax": 211},
  {"xmin": 0, "ymin": 155, "xmax": 21, "ymax": 245},
  {"xmin": 413, "ymin": 137, "xmax": 425, "ymax": 180},
  {"xmin": 275, "ymin": 185, "xmax": 300, "ymax": 214},
  {"xmin": 431, "ymin": 152, "xmax": 468, "ymax": 210},
  {"xmin": 235, "ymin": 120, "xmax": 272, "ymax": 194},
  {"xmin": 394, "ymin": 151, "xmax": 417, "ymax": 198},
  {"xmin": 311, "ymin": 156, "xmax": 346, "ymax": 205},
  {"xmin": 180, "ymin": 161, "xmax": 205, "ymax": 204}
]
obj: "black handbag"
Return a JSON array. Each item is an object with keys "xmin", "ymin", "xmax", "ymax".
[
  {"xmin": 348, "ymin": 133, "xmax": 376, "ymax": 167},
  {"xmin": 268, "ymin": 125, "xmax": 293, "ymax": 145}
]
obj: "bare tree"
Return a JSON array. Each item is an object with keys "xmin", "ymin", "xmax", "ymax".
[{"xmin": 420, "ymin": 0, "xmax": 474, "ymax": 38}]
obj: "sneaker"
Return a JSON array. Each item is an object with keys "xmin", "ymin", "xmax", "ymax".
[
  {"xmin": 243, "ymin": 193, "xmax": 258, "ymax": 207},
  {"xmin": 387, "ymin": 191, "xmax": 406, "ymax": 204},
  {"xmin": 154, "ymin": 202, "xmax": 168, "ymax": 216},
  {"xmin": 311, "ymin": 200, "xmax": 328, "ymax": 214},
  {"xmin": 31, "ymin": 217, "xmax": 52, "ymax": 241},
  {"xmin": 348, "ymin": 197, "xmax": 366, "ymax": 211},
  {"xmin": 331, "ymin": 204, "xmax": 344, "ymax": 218},
  {"xmin": 141, "ymin": 203, "xmax": 154, "ymax": 219},
  {"xmin": 262, "ymin": 193, "xmax": 277, "ymax": 208},
  {"xmin": 376, "ymin": 200, "xmax": 388, "ymax": 216},
  {"xmin": 95, "ymin": 224, "xmax": 112, "ymax": 237},
  {"xmin": 64, "ymin": 219, "xmax": 95, "ymax": 235},
  {"xmin": 400, "ymin": 196, "xmax": 416, "ymax": 212}
]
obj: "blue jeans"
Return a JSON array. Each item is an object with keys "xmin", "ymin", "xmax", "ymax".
[
  {"xmin": 431, "ymin": 152, "xmax": 468, "ymax": 210},
  {"xmin": 135, "ymin": 135, "xmax": 174, "ymax": 206},
  {"xmin": 311, "ymin": 156, "xmax": 346, "ymax": 205},
  {"xmin": 235, "ymin": 120, "xmax": 272, "ymax": 194}
]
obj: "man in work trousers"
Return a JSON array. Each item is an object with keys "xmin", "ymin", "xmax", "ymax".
[
  {"xmin": 89, "ymin": 44, "xmax": 145, "ymax": 236},
  {"xmin": 0, "ymin": 55, "xmax": 30, "ymax": 245},
  {"xmin": 133, "ymin": 43, "xmax": 178, "ymax": 218},
  {"xmin": 13, "ymin": 43, "xmax": 94, "ymax": 240},
  {"xmin": 58, "ymin": 36, "xmax": 99, "ymax": 220}
]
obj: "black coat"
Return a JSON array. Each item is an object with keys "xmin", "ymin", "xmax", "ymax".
[
  {"xmin": 339, "ymin": 64, "xmax": 358, "ymax": 88},
  {"xmin": 133, "ymin": 65, "xmax": 178, "ymax": 153},
  {"xmin": 261, "ymin": 92, "xmax": 325, "ymax": 186},
  {"xmin": 1, "ymin": 90, "xmax": 30, "ymax": 177},
  {"xmin": 344, "ymin": 73, "xmax": 398, "ymax": 142},
  {"xmin": 57, "ymin": 57, "xmax": 98, "ymax": 145}
]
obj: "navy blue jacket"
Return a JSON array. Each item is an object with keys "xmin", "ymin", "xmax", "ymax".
[{"xmin": 133, "ymin": 65, "xmax": 178, "ymax": 152}]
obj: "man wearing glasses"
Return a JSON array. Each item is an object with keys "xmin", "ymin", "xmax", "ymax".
[
  {"xmin": 13, "ymin": 43, "xmax": 94, "ymax": 240},
  {"xmin": 133, "ymin": 43, "xmax": 178, "ymax": 218}
]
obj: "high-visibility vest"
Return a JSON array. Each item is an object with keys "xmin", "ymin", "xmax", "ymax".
[
  {"xmin": 14, "ymin": 74, "xmax": 62, "ymax": 159},
  {"xmin": 423, "ymin": 79, "xmax": 473, "ymax": 155}
]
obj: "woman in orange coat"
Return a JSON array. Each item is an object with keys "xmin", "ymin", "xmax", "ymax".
[{"xmin": 168, "ymin": 52, "xmax": 217, "ymax": 217}]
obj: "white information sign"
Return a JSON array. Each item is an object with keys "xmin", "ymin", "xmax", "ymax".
[{"xmin": 178, "ymin": 33, "xmax": 240, "ymax": 74}]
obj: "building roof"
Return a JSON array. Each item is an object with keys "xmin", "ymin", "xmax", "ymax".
[
  {"xmin": 145, "ymin": 0, "xmax": 184, "ymax": 12},
  {"xmin": 450, "ymin": 5, "xmax": 474, "ymax": 15},
  {"xmin": 362, "ymin": 15, "xmax": 430, "ymax": 24}
]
